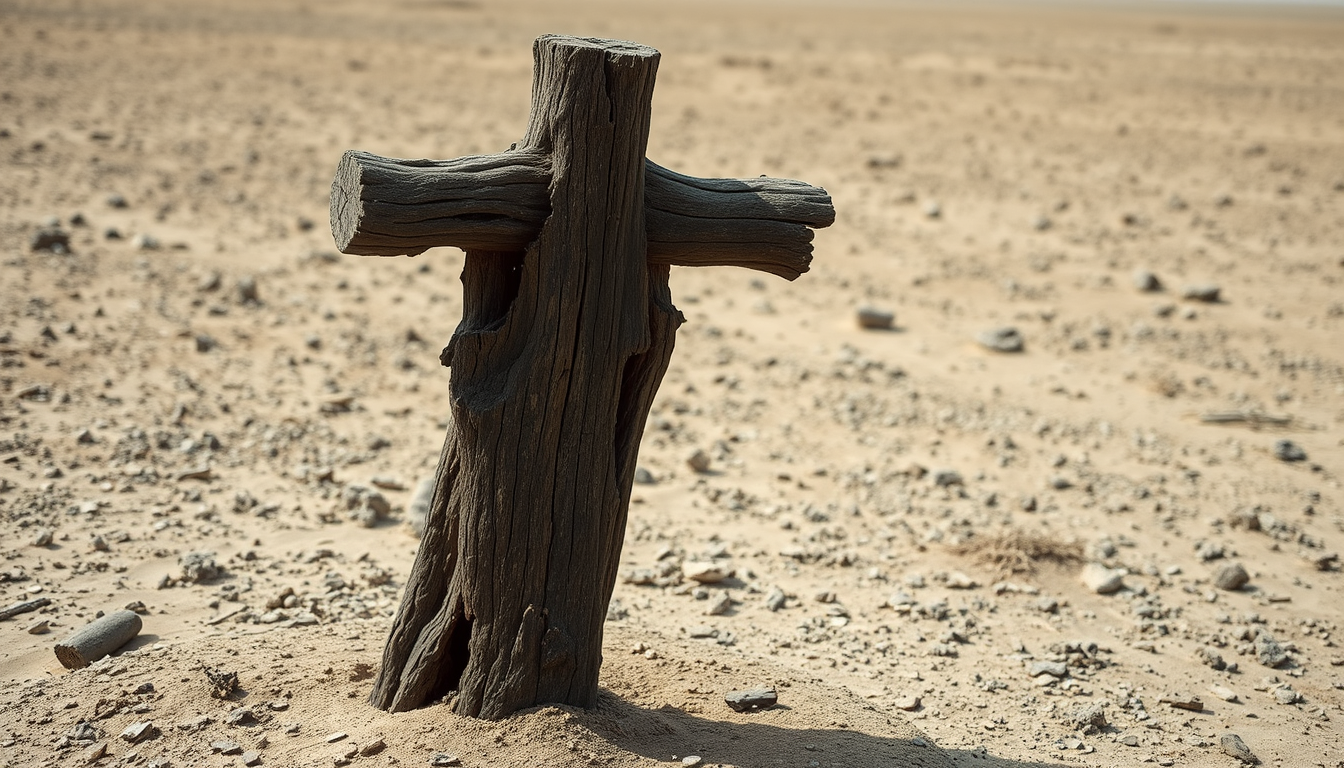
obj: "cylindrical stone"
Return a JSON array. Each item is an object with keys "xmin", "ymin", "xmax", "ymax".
[{"xmin": 54, "ymin": 609, "xmax": 143, "ymax": 670}]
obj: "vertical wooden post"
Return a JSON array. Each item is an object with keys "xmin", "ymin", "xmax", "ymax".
[{"xmin": 368, "ymin": 36, "xmax": 681, "ymax": 719}]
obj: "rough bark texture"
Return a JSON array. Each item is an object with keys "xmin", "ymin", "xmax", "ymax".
[
  {"xmin": 367, "ymin": 36, "xmax": 683, "ymax": 719},
  {"xmin": 53, "ymin": 609, "xmax": 143, "ymax": 670},
  {"xmin": 330, "ymin": 147, "xmax": 834, "ymax": 279}
]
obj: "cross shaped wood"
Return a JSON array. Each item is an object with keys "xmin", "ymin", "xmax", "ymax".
[{"xmin": 329, "ymin": 34, "xmax": 833, "ymax": 720}]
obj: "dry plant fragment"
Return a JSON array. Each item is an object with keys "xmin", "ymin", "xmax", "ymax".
[
  {"xmin": 950, "ymin": 530, "xmax": 1084, "ymax": 576},
  {"xmin": 204, "ymin": 666, "xmax": 240, "ymax": 699}
]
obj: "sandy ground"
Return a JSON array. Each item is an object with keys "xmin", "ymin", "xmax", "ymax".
[{"xmin": 2, "ymin": 0, "xmax": 1343, "ymax": 766}]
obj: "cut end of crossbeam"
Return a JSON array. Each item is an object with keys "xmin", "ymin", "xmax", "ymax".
[{"xmin": 330, "ymin": 150, "xmax": 368, "ymax": 254}]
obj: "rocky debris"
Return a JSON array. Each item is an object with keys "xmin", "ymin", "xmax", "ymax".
[
  {"xmin": 1028, "ymin": 660, "xmax": 1067, "ymax": 678},
  {"xmin": 358, "ymin": 738, "xmax": 386, "ymax": 757},
  {"xmin": 1181, "ymin": 283, "xmax": 1221, "ymax": 302},
  {"xmin": 686, "ymin": 449, "xmax": 711, "ymax": 473},
  {"xmin": 931, "ymin": 469, "xmax": 963, "ymax": 487},
  {"xmin": 1220, "ymin": 733, "xmax": 1260, "ymax": 764},
  {"xmin": 633, "ymin": 467, "xmax": 656, "ymax": 485},
  {"xmin": 407, "ymin": 476, "xmax": 435, "ymax": 538},
  {"xmin": 205, "ymin": 667, "xmax": 240, "ymax": 698},
  {"xmin": 1272, "ymin": 439, "xmax": 1307, "ymax": 463},
  {"xmin": 855, "ymin": 306, "xmax": 895, "ymax": 330},
  {"xmin": 27, "ymin": 618, "xmax": 50, "ymax": 634},
  {"xmin": 81, "ymin": 741, "xmax": 108, "ymax": 764},
  {"xmin": 764, "ymin": 587, "xmax": 787, "ymax": 611},
  {"xmin": 241, "ymin": 750, "xmax": 262, "ymax": 766},
  {"xmin": 180, "ymin": 552, "xmax": 224, "ymax": 583},
  {"xmin": 1271, "ymin": 684, "xmax": 1300, "ymax": 705},
  {"xmin": 977, "ymin": 326, "xmax": 1024, "ymax": 353},
  {"xmin": 31, "ymin": 527, "xmax": 54, "ymax": 547},
  {"xmin": 1132, "ymin": 270, "xmax": 1162, "ymax": 292},
  {"xmin": 1214, "ymin": 562, "xmax": 1250, "ymax": 591},
  {"xmin": 1064, "ymin": 702, "xmax": 1107, "ymax": 734},
  {"xmin": 1080, "ymin": 563, "xmax": 1124, "ymax": 594},
  {"xmin": 429, "ymin": 755, "xmax": 462, "ymax": 767},
  {"xmin": 341, "ymin": 484, "xmax": 391, "ymax": 528},
  {"xmin": 724, "ymin": 686, "xmax": 777, "ymax": 712}
]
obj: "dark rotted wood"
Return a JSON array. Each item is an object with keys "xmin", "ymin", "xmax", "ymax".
[
  {"xmin": 0, "ymin": 596, "xmax": 50, "ymax": 621},
  {"xmin": 367, "ymin": 35, "xmax": 683, "ymax": 720},
  {"xmin": 330, "ymin": 151, "xmax": 833, "ymax": 280},
  {"xmin": 53, "ymin": 609, "xmax": 143, "ymax": 669}
]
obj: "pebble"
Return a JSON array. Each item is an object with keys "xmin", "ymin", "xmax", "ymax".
[
  {"xmin": 27, "ymin": 618, "xmax": 50, "ymax": 634},
  {"xmin": 325, "ymin": 732, "xmax": 348, "ymax": 743},
  {"xmin": 682, "ymin": 562, "xmax": 729, "ymax": 584},
  {"xmin": 764, "ymin": 587, "xmax": 786, "ymax": 612},
  {"xmin": 686, "ymin": 449, "xmax": 711, "ymax": 473},
  {"xmin": 237, "ymin": 276, "xmax": 260, "ymax": 304},
  {"xmin": 181, "ymin": 551, "xmax": 224, "ymax": 583},
  {"xmin": 1132, "ymin": 270, "xmax": 1162, "ymax": 292},
  {"xmin": 1080, "ymin": 563, "xmax": 1124, "ymax": 594},
  {"xmin": 1181, "ymin": 283, "xmax": 1221, "ymax": 302},
  {"xmin": 240, "ymin": 750, "xmax": 262, "ymax": 766},
  {"xmin": 1214, "ymin": 562, "xmax": 1250, "ymax": 591},
  {"xmin": 429, "ymin": 755, "xmax": 462, "ymax": 767},
  {"xmin": 1271, "ymin": 685, "xmax": 1299, "ymax": 705},
  {"xmin": 1220, "ymin": 733, "xmax": 1260, "ymax": 765},
  {"xmin": 1209, "ymin": 685, "xmax": 1239, "ymax": 702},
  {"xmin": 1195, "ymin": 646, "xmax": 1226, "ymax": 670},
  {"xmin": 212, "ymin": 740, "xmax": 243, "ymax": 755},
  {"xmin": 894, "ymin": 695, "xmax": 921, "ymax": 711},
  {"xmin": 976, "ymin": 326, "xmax": 1024, "ymax": 353},
  {"xmin": 31, "ymin": 527, "xmax": 54, "ymax": 547},
  {"xmin": 1066, "ymin": 703, "xmax": 1107, "ymax": 733},
  {"xmin": 1272, "ymin": 439, "xmax": 1306, "ymax": 463},
  {"xmin": 855, "ymin": 306, "xmax": 895, "ymax": 330},
  {"xmin": 931, "ymin": 469, "xmax": 963, "ymax": 487},
  {"xmin": 633, "ymin": 466, "xmax": 656, "ymax": 485},
  {"xmin": 81, "ymin": 741, "xmax": 108, "ymax": 764},
  {"xmin": 724, "ymin": 686, "xmax": 777, "ymax": 712},
  {"xmin": 681, "ymin": 756, "xmax": 703, "ymax": 766}
]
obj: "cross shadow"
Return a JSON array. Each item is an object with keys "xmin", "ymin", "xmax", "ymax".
[{"xmin": 553, "ymin": 690, "xmax": 1068, "ymax": 768}]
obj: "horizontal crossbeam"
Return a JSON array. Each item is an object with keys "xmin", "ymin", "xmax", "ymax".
[{"xmin": 331, "ymin": 149, "xmax": 834, "ymax": 280}]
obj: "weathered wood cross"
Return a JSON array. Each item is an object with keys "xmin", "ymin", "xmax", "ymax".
[{"xmin": 329, "ymin": 35, "xmax": 833, "ymax": 720}]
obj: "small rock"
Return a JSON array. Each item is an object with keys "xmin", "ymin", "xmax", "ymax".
[
  {"xmin": 1214, "ymin": 563, "xmax": 1250, "ymax": 591},
  {"xmin": 724, "ymin": 686, "xmax": 777, "ymax": 712},
  {"xmin": 1029, "ymin": 661, "xmax": 1067, "ymax": 678},
  {"xmin": 1220, "ymin": 733, "xmax": 1260, "ymax": 765},
  {"xmin": 27, "ymin": 618, "xmax": 50, "ymax": 635},
  {"xmin": 237, "ymin": 276, "xmax": 259, "ymax": 304},
  {"xmin": 224, "ymin": 707, "xmax": 255, "ymax": 726},
  {"xmin": 1066, "ymin": 702, "xmax": 1107, "ymax": 734},
  {"xmin": 132, "ymin": 233, "xmax": 160, "ymax": 251},
  {"xmin": 977, "ymin": 326, "xmax": 1024, "ymax": 353},
  {"xmin": 1195, "ymin": 646, "xmax": 1227, "ymax": 670},
  {"xmin": 1080, "ymin": 563, "xmax": 1124, "ymax": 594},
  {"xmin": 856, "ymin": 306, "xmax": 895, "ymax": 330},
  {"xmin": 195, "ymin": 334, "xmax": 217, "ymax": 353},
  {"xmin": 764, "ymin": 587, "xmax": 786, "ymax": 612},
  {"xmin": 31, "ymin": 227, "xmax": 71, "ymax": 253},
  {"xmin": 1272, "ymin": 685, "xmax": 1300, "ymax": 705},
  {"xmin": 931, "ymin": 468, "xmax": 963, "ymax": 487},
  {"xmin": 945, "ymin": 571, "xmax": 976, "ymax": 589},
  {"xmin": 240, "ymin": 751, "xmax": 262, "ymax": 766},
  {"xmin": 180, "ymin": 551, "xmax": 223, "ymax": 583},
  {"xmin": 923, "ymin": 199, "xmax": 941, "ymax": 218},
  {"xmin": 31, "ymin": 527, "xmax": 54, "ymax": 547},
  {"xmin": 120, "ymin": 722, "xmax": 155, "ymax": 744},
  {"xmin": 1255, "ymin": 633, "xmax": 1290, "ymax": 668},
  {"xmin": 325, "ymin": 733, "xmax": 347, "ymax": 743},
  {"xmin": 681, "ymin": 757, "xmax": 702, "ymax": 766},
  {"xmin": 1119, "ymin": 734, "xmax": 1139, "ymax": 747},
  {"xmin": 686, "ymin": 449, "xmax": 711, "ymax": 473},
  {"xmin": 1132, "ymin": 270, "xmax": 1162, "ymax": 292},
  {"xmin": 81, "ymin": 741, "xmax": 108, "ymax": 764},
  {"xmin": 704, "ymin": 591, "xmax": 734, "ymax": 616},
  {"xmin": 894, "ymin": 695, "xmax": 921, "ymax": 711},
  {"xmin": 429, "ymin": 755, "xmax": 462, "ymax": 767},
  {"xmin": 683, "ymin": 562, "xmax": 729, "ymax": 584},
  {"xmin": 1181, "ymin": 283, "xmax": 1221, "ymax": 302},
  {"xmin": 212, "ymin": 741, "xmax": 243, "ymax": 755},
  {"xmin": 633, "ymin": 467, "xmax": 656, "ymax": 485},
  {"xmin": 1272, "ymin": 439, "xmax": 1306, "ymax": 463},
  {"xmin": 1209, "ymin": 685, "xmax": 1239, "ymax": 703},
  {"xmin": 359, "ymin": 739, "xmax": 386, "ymax": 757}
]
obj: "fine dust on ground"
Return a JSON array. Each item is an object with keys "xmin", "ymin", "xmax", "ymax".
[{"xmin": 1, "ymin": 1, "xmax": 1342, "ymax": 767}]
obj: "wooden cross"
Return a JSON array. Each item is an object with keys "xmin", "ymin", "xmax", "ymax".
[{"xmin": 329, "ymin": 35, "xmax": 833, "ymax": 720}]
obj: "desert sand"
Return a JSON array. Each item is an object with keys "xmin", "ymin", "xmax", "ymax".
[{"xmin": 1, "ymin": 0, "xmax": 1342, "ymax": 766}]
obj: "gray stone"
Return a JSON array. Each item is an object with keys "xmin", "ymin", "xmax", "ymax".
[
  {"xmin": 894, "ymin": 695, "xmax": 921, "ymax": 711},
  {"xmin": 120, "ymin": 722, "xmax": 156, "ymax": 744},
  {"xmin": 211, "ymin": 740, "xmax": 243, "ymax": 755},
  {"xmin": 1272, "ymin": 685, "xmax": 1299, "ymax": 705},
  {"xmin": 932, "ymin": 468, "xmax": 963, "ymax": 487},
  {"xmin": 682, "ymin": 561, "xmax": 729, "ymax": 584},
  {"xmin": 1195, "ymin": 646, "xmax": 1226, "ymax": 670},
  {"xmin": 1214, "ymin": 563, "xmax": 1250, "ymax": 591},
  {"xmin": 1158, "ymin": 693, "xmax": 1203, "ymax": 711},
  {"xmin": 31, "ymin": 227, "xmax": 71, "ymax": 253},
  {"xmin": 237, "ymin": 276, "xmax": 260, "ymax": 304},
  {"xmin": 1255, "ymin": 633, "xmax": 1289, "ymax": 668},
  {"xmin": 1028, "ymin": 661, "xmax": 1067, "ymax": 678},
  {"xmin": 856, "ymin": 306, "xmax": 895, "ymax": 330},
  {"xmin": 764, "ymin": 587, "xmax": 786, "ymax": 612},
  {"xmin": 724, "ymin": 686, "xmax": 777, "ymax": 712},
  {"xmin": 1220, "ymin": 733, "xmax": 1259, "ymax": 764},
  {"xmin": 977, "ymin": 326, "xmax": 1024, "ymax": 353},
  {"xmin": 687, "ymin": 449, "xmax": 711, "ymax": 473},
  {"xmin": 180, "ymin": 551, "xmax": 223, "ymax": 583},
  {"xmin": 429, "ymin": 756, "xmax": 462, "ymax": 767},
  {"xmin": 1065, "ymin": 702, "xmax": 1107, "ymax": 734},
  {"xmin": 1273, "ymin": 439, "xmax": 1306, "ymax": 463},
  {"xmin": 633, "ymin": 466, "xmax": 656, "ymax": 485}
]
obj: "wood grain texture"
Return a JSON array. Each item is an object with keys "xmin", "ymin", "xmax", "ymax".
[
  {"xmin": 330, "ymin": 152, "xmax": 833, "ymax": 279},
  {"xmin": 368, "ymin": 35, "xmax": 683, "ymax": 720}
]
